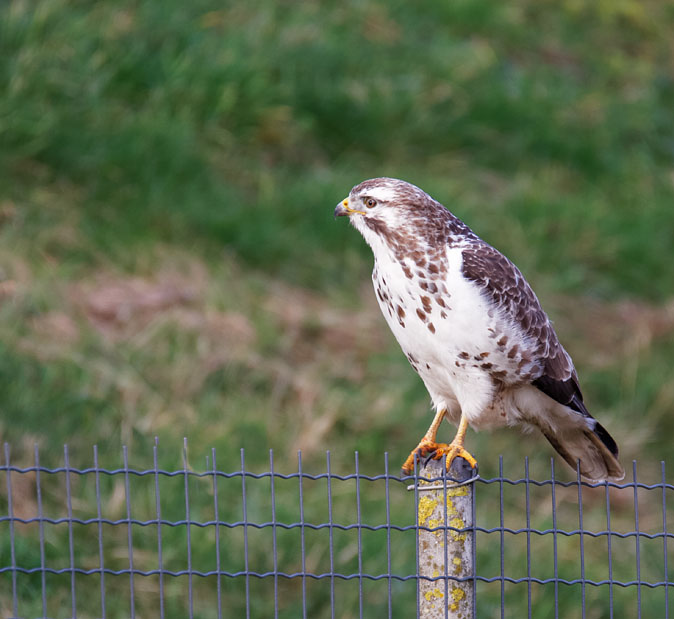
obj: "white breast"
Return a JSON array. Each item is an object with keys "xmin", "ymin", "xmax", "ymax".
[{"xmin": 372, "ymin": 245, "xmax": 526, "ymax": 428}]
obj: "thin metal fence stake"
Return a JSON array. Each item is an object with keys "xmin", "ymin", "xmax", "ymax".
[
  {"xmin": 298, "ymin": 451, "xmax": 307, "ymax": 619},
  {"xmin": 499, "ymin": 455, "xmax": 505, "ymax": 619},
  {"xmin": 414, "ymin": 456, "xmax": 475, "ymax": 619},
  {"xmin": 270, "ymin": 449, "xmax": 279, "ymax": 619},
  {"xmin": 94, "ymin": 445, "xmax": 106, "ymax": 619},
  {"xmin": 153, "ymin": 439, "xmax": 165, "ymax": 619},
  {"xmin": 240, "ymin": 448, "xmax": 250, "ymax": 619},
  {"xmin": 414, "ymin": 456, "xmax": 421, "ymax": 619},
  {"xmin": 633, "ymin": 461, "xmax": 641, "ymax": 619},
  {"xmin": 183, "ymin": 438, "xmax": 194, "ymax": 619},
  {"xmin": 550, "ymin": 459, "xmax": 559, "ymax": 619},
  {"xmin": 577, "ymin": 463, "xmax": 586, "ymax": 619},
  {"xmin": 525, "ymin": 457, "xmax": 531, "ymax": 619},
  {"xmin": 384, "ymin": 453, "xmax": 393, "ymax": 619},
  {"xmin": 355, "ymin": 451, "xmax": 364, "ymax": 619},
  {"xmin": 442, "ymin": 456, "xmax": 449, "ymax": 619},
  {"xmin": 326, "ymin": 451, "xmax": 335, "ymax": 619},
  {"xmin": 4, "ymin": 443, "xmax": 18, "ymax": 619},
  {"xmin": 470, "ymin": 462, "xmax": 477, "ymax": 617},
  {"xmin": 64, "ymin": 445, "xmax": 77, "ymax": 619},
  {"xmin": 212, "ymin": 448, "xmax": 222, "ymax": 619},
  {"xmin": 35, "ymin": 444, "xmax": 47, "ymax": 618},
  {"xmin": 605, "ymin": 479, "xmax": 614, "ymax": 619},
  {"xmin": 123, "ymin": 445, "xmax": 136, "ymax": 619},
  {"xmin": 662, "ymin": 461, "xmax": 669, "ymax": 619}
]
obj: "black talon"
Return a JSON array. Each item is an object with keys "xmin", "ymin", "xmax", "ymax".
[{"xmin": 422, "ymin": 450, "xmax": 438, "ymax": 467}]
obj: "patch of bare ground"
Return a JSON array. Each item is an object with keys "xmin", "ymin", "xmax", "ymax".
[
  {"xmin": 74, "ymin": 262, "xmax": 207, "ymax": 339},
  {"xmin": 18, "ymin": 255, "xmax": 391, "ymax": 451}
]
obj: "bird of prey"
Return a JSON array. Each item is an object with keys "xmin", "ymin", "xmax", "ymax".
[{"xmin": 335, "ymin": 177, "xmax": 624, "ymax": 482}]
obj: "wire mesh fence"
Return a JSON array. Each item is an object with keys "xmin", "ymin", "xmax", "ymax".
[{"xmin": 0, "ymin": 440, "xmax": 672, "ymax": 618}]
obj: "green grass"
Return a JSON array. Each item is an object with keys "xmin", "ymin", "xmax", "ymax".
[
  {"xmin": 3, "ymin": 0, "xmax": 674, "ymax": 293},
  {"xmin": 1, "ymin": 0, "xmax": 674, "ymax": 616}
]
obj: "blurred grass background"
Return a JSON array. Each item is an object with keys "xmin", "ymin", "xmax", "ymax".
[{"xmin": 1, "ymin": 0, "xmax": 674, "ymax": 616}]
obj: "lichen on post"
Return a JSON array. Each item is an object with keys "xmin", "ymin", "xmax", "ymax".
[{"xmin": 413, "ymin": 456, "xmax": 475, "ymax": 619}]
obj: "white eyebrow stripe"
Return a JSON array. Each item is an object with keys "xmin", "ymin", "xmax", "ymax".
[{"xmin": 360, "ymin": 185, "xmax": 398, "ymax": 202}]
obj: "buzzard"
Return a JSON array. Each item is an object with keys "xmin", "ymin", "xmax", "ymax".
[{"xmin": 335, "ymin": 177, "xmax": 624, "ymax": 482}]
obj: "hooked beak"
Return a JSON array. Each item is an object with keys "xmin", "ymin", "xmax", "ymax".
[{"xmin": 334, "ymin": 197, "xmax": 365, "ymax": 218}]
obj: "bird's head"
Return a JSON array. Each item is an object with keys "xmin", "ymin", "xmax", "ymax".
[
  {"xmin": 334, "ymin": 177, "xmax": 448, "ymax": 251},
  {"xmin": 334, "ymin": 177, "xmax": 431, "ymax": 220}
]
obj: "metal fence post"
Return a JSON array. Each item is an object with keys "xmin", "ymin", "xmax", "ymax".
[{"xmin": 413, "ymin": 456, "xmax": 476, "ymax": 619}]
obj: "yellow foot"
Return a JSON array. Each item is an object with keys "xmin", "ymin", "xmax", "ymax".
[{"xmin": 401, "ymin": 440, "xmax": 478, "ymax": 475}]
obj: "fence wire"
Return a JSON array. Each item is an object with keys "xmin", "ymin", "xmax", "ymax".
[{"xmin": 0, "ymin": 441, "xmax": 672, "ymax": 618}]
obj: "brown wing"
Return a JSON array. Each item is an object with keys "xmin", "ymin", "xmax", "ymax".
[{"xmin": 461, "ymin": 242, "xmax": 588, "ymax": 414}]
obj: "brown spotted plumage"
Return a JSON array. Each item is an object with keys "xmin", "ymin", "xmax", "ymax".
[{"xmin": 335, "ymin": 177, "xmax": 624, "ymax": 482}]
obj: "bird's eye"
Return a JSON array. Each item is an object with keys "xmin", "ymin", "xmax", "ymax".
[{"xmin": 365, "ymin": 198, "xmax": 377, "ymax": 208}]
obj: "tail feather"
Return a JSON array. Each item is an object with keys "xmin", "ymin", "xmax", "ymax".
[
  {"xmin": 523, "ymin": 377, "xmax": 623, "ymax": 481},
  {"xmin": 541, "ymin": 420, "xmax": 624, "ymax": 482}
]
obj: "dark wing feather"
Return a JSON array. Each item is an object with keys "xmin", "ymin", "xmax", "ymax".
[
  {"xmin": 461, "ymin": 242, "xmax": 582, "ymax": 405},
  {"xmin": 531, "ymin": 374, "xmax": 587, "ymax": 416},
  {"xmin": 461, "ymin": 242, "xmax": 622, "ymax": 478}
]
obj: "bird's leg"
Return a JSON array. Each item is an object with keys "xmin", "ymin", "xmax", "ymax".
[
  {"xmin": 430, "ymin": 414, "xmax": 478, "ymax": 471},
  {"xmin": 401, "ymin": 412, "xmax": 477, "ymax": 475},
  {"xmin": 400, "ymin": 408, "xmax": 446, "ymax": 474},
  {"xmin": 424, "ymin": 407, "xmax": 446, "ymax": 443}
]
